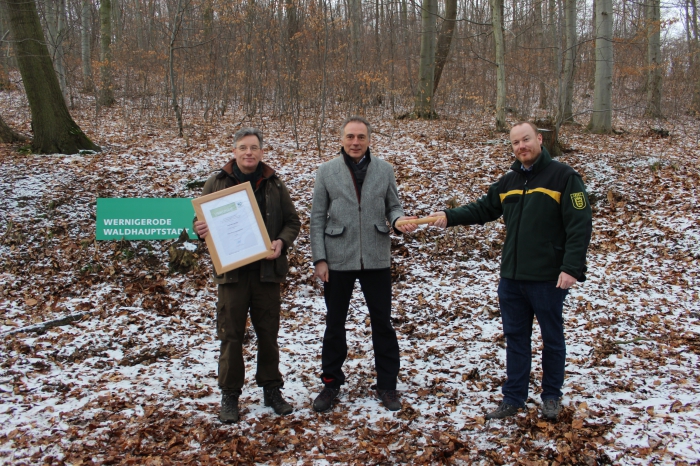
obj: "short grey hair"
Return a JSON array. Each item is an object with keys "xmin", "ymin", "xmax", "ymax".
[
  {"xmin": 233, "ymin": 127, "xmax": 263, "ymax": 147},
  {"xmin": 340, "ymin": 116, "xmax": 371, "ymax": 138}
]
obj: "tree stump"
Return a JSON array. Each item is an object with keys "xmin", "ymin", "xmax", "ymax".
[
  {"xmin": 168, "ymin": 229, "xmax": 197, "ymax": 273},
  {"xmin": 537, "ymin": 127, "xmax": 562, "ymax": 158}
]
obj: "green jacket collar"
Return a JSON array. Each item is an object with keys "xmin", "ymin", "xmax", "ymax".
[{"xmin": 510, "ymin": 146, "xmax": 552, "ymax": 175}]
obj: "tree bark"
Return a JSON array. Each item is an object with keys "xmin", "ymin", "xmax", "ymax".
[
  {"xmin": 691, "ymin": 0, "xmax": 700, "ymax": 113},
  {"xmin": 0, "ymin": 113, "xmax": 26, "ymax": 143},
  {"xmin": 168, "ymin": 0, "xmax": 185, "ymax": 137},
  {"xmin": 81, "ymin": 0, "xmax": 93, "ymax": 91},
  {"xmin": 348, "ymin": 0, "xmax": 362, "ymax": 109},
  {"xmin": 414, "ymin": 0, "xmax": 437, "ymax": 118},
  {"xmin": 645, "ymin": 0, "xmax": 663, "ymax": 118},
  {"xmin": 56, "ymin": 0, "xmax": 68, "ymax": 102},
  {"xmin": 535, "ymin": 0, "xmax": 547, "ymax": 109},
  {"xmin": 588, "ymin": 0, "xmax": 613, "ymax": 133},
  {"xmin": 3, "ymin": 0, "xmax": 99, "ymax": 153},
  {"xmin": 135, "ymin": 0, "xmax": 145, "ymax": 50},
  {"xmin": 491, "ymin": 0, "xmax": 507, "ymax": 131},
  {"xmin": 557, "ymin": 0, "xmax": 576, "ymax": 127},
  {"xmin": 432, "ymin": 0, "xmax": 457, "ymax": 96},
  {"xmin": 99, "ymin": 0, "xmax": 115, "ymax": 106}
]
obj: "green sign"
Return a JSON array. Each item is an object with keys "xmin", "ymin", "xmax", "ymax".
[{"xmin": 96, "ymin": 198, "xmax": 196, "ymax": 240}]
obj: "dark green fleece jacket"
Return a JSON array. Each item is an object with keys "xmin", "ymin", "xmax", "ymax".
[{"xmin": 445, "ymin": 147, "xmax": 592, "ymax": 282}]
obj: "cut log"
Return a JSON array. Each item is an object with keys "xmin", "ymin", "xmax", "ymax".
[{"xmin": 2, "ymin": 311, "xmax": 91, "ymax": 336}]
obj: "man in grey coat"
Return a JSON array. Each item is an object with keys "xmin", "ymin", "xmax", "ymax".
[{"xmin": 310, "ymin": 116, "xmax": 417, "ymax": 412}]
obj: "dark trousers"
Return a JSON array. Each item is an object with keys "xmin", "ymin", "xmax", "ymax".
[
  {"xmin": 216, "ymin": 270, "xmax": 283, "ymax": 393},
  {"xmin": 498, "ymin": 278, "xmax": 569, "ymax": 407},
  {"xmin": 321, "ymin": 268, "xmax": 400, "ymax": 390}
]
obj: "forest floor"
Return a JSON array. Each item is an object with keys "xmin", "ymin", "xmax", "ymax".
[{"xmin": 1, "ymin": 93, "xmax": 699, "ymax": 465}]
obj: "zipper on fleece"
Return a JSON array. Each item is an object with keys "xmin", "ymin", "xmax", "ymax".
[{"xmin": 512, "ymin": 175, "xmax": 528, "ymax": 279}]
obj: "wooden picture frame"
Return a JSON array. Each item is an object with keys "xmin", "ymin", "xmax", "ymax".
[{"xmin": 192, "ymin": 182, "xmax": 272, "ymax": 275}]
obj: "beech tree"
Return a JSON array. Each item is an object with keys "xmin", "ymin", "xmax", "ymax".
[
  {"xmin": 81, "ymin": 0, "xmax": 93, "ymax": 91},
  {"xmin": 414, "ymin": 0, "xmax": 437, "ymax": 118},
  {"xmin": 645, "ymin": 0, "xmax": 663, "ymax": 118},
  {"xmin": 557, "ymin": 0, "xmax": 577, "ymax": 127},
  {"xmin": 432, "ymin": 0, "xmax": 458, "ymax": 96},
  {"xmin": 491, "ymin": 0, "xmax": 507, "ymax": 131},
  {"xmin": 588, "ymin": 0, "xmax": 613, "ymax": 133},
  {"xmin": 99, "ymin": 0, "xmax": 115, "ymax": 107},
  {"xmin": 2, "ymin": 0, "xmax": 99, "ymax": 153}
]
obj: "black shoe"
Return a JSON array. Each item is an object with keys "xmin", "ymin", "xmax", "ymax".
[
  {"xmin": 485, "ymin": 402, "xmax": 520, "ymax": 420},
  {"xmin": 263, "ymin": 387, "xmax": 293, "ymax": 415},
  {"xmin": 313, "ymin": 386, "xmax": 340, "ymax": 412},
  {"xmin": 377, "ymin": 389, "xmax": 401, "ymax": 411},
  {"xmin": 541, "ymin": 399, "xmax": 561, "ymax": 421},
  {"xmin": 219, "ymin": 391, "xmax": 240, "ymax": 423}
]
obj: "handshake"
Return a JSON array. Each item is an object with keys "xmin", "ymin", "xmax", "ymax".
[{"xmin": 395, "ymin": 212, "xmax": 448, "ymax": 229}]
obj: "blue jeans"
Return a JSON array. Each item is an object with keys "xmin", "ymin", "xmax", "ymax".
[{"xmin": 498, "ymin": 278, "xmax": 569, "ymax": 407}]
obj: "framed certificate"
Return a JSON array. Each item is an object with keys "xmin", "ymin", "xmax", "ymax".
[{"xmin": 192, "ymin": 182, "xmax": 273, "ymax": 275}]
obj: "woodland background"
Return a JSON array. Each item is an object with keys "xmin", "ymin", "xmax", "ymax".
[
  {"xmin": 0, "ymin": 0, "xmax": 700, "ymax": 464},
  {"xmin": 0, "ymin": 0, "xmax": 699, "ymax": 148}
]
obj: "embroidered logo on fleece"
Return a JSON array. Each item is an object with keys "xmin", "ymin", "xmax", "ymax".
[{"xmin": 570, "ymin": 192, "xmax": 586, "ymax": 210}]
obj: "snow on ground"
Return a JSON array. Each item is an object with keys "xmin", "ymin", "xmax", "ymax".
[{"xmin": 1, "ymin": 106, "xmax": 699, "ymax": 464}]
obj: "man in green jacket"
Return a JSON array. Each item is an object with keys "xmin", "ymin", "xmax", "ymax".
[
  {"xmin": 194, "ymin": 128, "xmax": 300, "ymax": 423},
  {"xmin": 428, "ymin": 122, "xmax": 592, "ymax": 421}
]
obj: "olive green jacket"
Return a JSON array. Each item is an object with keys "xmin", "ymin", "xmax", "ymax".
[{"xmin": 199, "ymin": 160, "xmax": 300, "ymax": 284}]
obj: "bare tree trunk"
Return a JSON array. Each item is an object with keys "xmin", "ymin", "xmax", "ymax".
[
  {"xmin": 2, "ymin": 0, "xmax": 99, "ymax": 153},
  {"xmin": 112, "ymin": 0, "xmax": 121, "ymax": 45},
  {"xmin": 556, "ymin": 0, "xmax": 576, "ymax": 127},
  {"xmin": 588, "ymin": 0, "xmax": 613, "ymax": 133},
  {"xmin": 81, "ymin": 0, "xmax": 93, "ymax": 91},
  {"xmin": 348, "ymin": 0, "xmax": 362, "ymax": 109},
  {"xmin": 285, "ymin": 0, "xmax": 300, "ymax": 148},
  {"xmin": 316, "ymin": 0, "xmax": 329, "ymax": 153},
  {"xmin": 535, "ymin": 0, "xmax": 547, "ymax": 109},
  {"xmin": 99, "ymin": 0, "xmax": 115, "ymax": 106},
  {"xmin": 645, "ymin": 0, "xmax": 663, "ymax": 118},
  {"xmin": 691, "ymin": 0, "xmax": 700, "ymax": 113},
  {"xmin": 168, "ymin": 0, "xmax": 185, "ymax": 137},
  {"xmin": 491, "ymin": 0, "xmax": 507, "ymax": 131},
  {"xmin": 432, "ymin": 0, "xmax": 457, "ymax": 96},
  {"xmin": 135, "ymin": 0, "xmax": 145, "ymax": 50},
  {"xmin": 44, "ymin": 0, "xmax": 66, "ymax": 101},
  {"xmin": 414, "ymin": 0, "xmax": 437, "ymax": 118},
  {"xmin": 400, "ymin": 0, "xmax": 414, "ymax": 95},
  {"xmin": 56, "ymin": 0, "xmax": 68, "ymax": 102}
]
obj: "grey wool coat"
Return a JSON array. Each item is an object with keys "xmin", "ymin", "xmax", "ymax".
[{"xmin": 310, "ymin": 153, "xmax": 405, "ymax": 271}]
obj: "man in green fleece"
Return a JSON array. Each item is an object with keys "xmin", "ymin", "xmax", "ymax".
[{"xmin": 428, "ymin": 121, "xmax": 592, "ymax": 421}]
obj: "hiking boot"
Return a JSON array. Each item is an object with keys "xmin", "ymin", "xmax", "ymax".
[
  {"xmin": 377, "ymin": 389, "xmax": 401, "ymax": 411},
  {"xmin": 313, "ymin": 386, "xmax": 340, "ymax": 412},
  {"xmin": 263, "ymin": 387, "xmax": 293, "ymax": 416},
  {"xmin": 541, "ymin": 399, "xmax": 561, "ymax": 421},
  {"xmin": 485, "ymin": 402, "xmax": 520, "ymax": 420},
  {"xmin": 219, "ymin": 391, "xmax": 240, "ymax": 423}
]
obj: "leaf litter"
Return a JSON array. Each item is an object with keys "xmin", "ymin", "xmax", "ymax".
[{"xmin": 0, "ymin": 98, "xmax": 699, "ymax": 464}]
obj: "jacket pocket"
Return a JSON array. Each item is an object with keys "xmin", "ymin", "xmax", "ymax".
[
  {"xmin": 325, "ymin": 225, "xmax": 345, "ymax": 236},
  {"xmin": 274, "ymin": 253, "xmax": 289, "ymax": 276},
  {"xmin": 375, "ymin": 224, "xmax": 390, "ymax": 234},
  {"xmin": 374, "ymin": 223, "xmax": 391, "ymax": 261},
  {"xmin": 324, "ymin": 225, "xmax": 346, "ymax": 265},
  {"xmin": 545, "ymin": 241, "xmax": 559, "ymax": 268}
]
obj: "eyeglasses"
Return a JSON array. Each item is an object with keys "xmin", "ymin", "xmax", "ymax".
[{"xmin": 236, "ymin": 145, "xmax": 261, "ymax": 152}]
